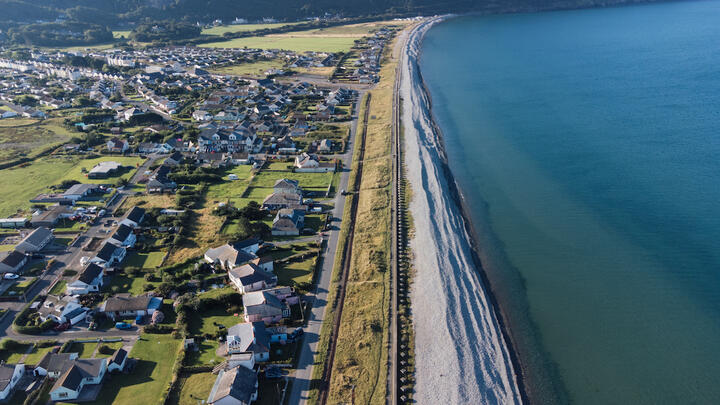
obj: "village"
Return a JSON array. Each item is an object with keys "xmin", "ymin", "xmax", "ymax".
[{"xmin": 0, "ymin": 22, "xmax": 400, "ymax": 404}]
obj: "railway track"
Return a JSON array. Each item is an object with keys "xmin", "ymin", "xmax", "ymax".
[{"xmin": 318, "ymin": 93, "xmax": 371, "ymax": 405}]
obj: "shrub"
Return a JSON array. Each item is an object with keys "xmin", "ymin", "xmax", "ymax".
[
  {"xmin": 0, "ymin": 338, "xmax": 21, "ymax": 350},
  {"xmin": 98, "ymin": 345, "xmax": 115, "ymax": 355},
  {"xmin": 62, "ymin": 269, "xmax": 78, "ymax": 277}
]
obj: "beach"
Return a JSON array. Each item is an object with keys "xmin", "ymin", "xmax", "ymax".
[{"xmin": 399, "ymin": 18, "xmax": 523, "ymax": 404}]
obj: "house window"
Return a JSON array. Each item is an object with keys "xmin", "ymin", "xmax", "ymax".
[{"xmin": 59, "ymin": 392, "xmax": 68, "ymax": 398}]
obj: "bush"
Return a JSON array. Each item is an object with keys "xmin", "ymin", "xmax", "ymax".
[
  {"xmin": 98, "ymin": 345, "xmax": 115, "ymax": 355},
  {"xmin": 144, "ymin": 324, "xmax": 174, "ymax": 334},
  {"xmin": 62, "ymin": 269, "xmax": 78, "ymax": 277},
  {"xmin": 0, "ymin": 338, "xmax": 21, "ymax": 350}
]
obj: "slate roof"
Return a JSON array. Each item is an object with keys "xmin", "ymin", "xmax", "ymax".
[
  {"xmin": 110, "ymin": 224, "xmax": 133, "ymax": 244},
  {"xmin": 205, "ymin": 244, "xmax": 256, "ymax": 267},
  {"xmin": 19, "ymin": 227, "xmax": 52, "ymax": 249},
  {"xmin": 243, "ymin": 291, "xmax": 284, "ymax": 318},
  {"xmin": 207, "ymin": 365, "xmax": 257, "ymax": 404},
  {"xmin": 110, "ymin": 348, "xmax": 127, "ymax": 366},
  {"xmin": 226, "ymin": 321, "xmax": 270, "ymax": 354},
  {"xmin": 76, "ymin": 263, "xmax": 103, "ymax": 285},
  {"xmin": 36, "ymin": 353, "xmax": 78, "ymax": 374},
  {"xmin": 0, "ymin": 364, "xmax": 18, "ymax": 391},
  {"xmin": 229, "ymin": 263, "xmax": 276, "ymax": 287},
  {"xmin": 103, "ymin": 294, "xmax": 152, "ymax": 312},
  {"xmin": 124, "ymin": 207, "xmax": 145, "ymax": 224},
  {"xmin": 63, "ymin": 183, "xmax": 99, "ymax": 196},
  {"xmin": 0, "ymin": 250, "xmax": 26, "ymax": 268},
  {"xmin": 95, "ymin": 242, "xmax": 120, "ymax": 262}
]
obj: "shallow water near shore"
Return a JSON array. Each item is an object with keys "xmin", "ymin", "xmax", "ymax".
[{"xmin": 420, "ymin": 1, "xmax": 720, "ymax": 404}]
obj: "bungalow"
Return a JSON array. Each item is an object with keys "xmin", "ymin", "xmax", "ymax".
[
  {"xmin": 243, "ymin": 290, "xmax": 290, "ymax": 324},
  {"xmin": 0, "ymin": 364, "xmax": 24, "ymax": 401},
  {"xmin": 106, "ymin": 138, "xmax": 129, "ymax": 153},
  {"xmin": 15, "ymin": 227, "xmax": 53, "ymax": 253},
  {"xmin": 62, "ymin": 184, "xmax": 102, "ymax": 201},
  {"xmin": 273, "ymin": 179, "xmax": 301, "ymax": 195},
  {"xmin": 49, "ymin": 358, "xmax": 107, "ymax": 402},
  {"xmin": 100, "ymin": 294, "xmax": 162, "ymax": 320},
  {"xmin": 121, "ymin": 206, "xmax": 145, "ymax": 228},
  {"xmin": 317, "ymin": 139, "xmax": 332, "ymax": 152},
  {"xmin": 88, "ymin": 161, "xmax": 122, "ymax": 179},
  {"xmin": 226, "ymin": 322, "xmax": 271, "ymax": 361},
  {"xmin": 108, "ymin": 224, "xmax": 136, "ymax": 248},
  {"xmin": 251, "ymin": 256, "xmax": 274, "ymax": 273},
  {"xmin": 90, "ymin": 242, "xmax": 126, "ymax": 268},
  {"xmin": 164, "ymin": 152, "xmax": 184, "ymax": 166},
  {"xmin": 207, "ymin": 364, "xmax": 258, "ymax": 405},
  {"xmin": 0, "ymin": 250, "xmax": 27, "ymax": 273},
  {"xmin": 29, "ymin": 205, "xmax": 74, "ymax": 228},
  {"xmin": 192, "ymin": 110, "xmax": 212, "ymax": 121},
  {"xmin": 66, "ymin": 263, "xmax": 104, "ymax": 295},
  {"xmin": 107, "ymin": 348, "xmax": 127, "ymax": 372},
  {"xmin": 0, "ymin": 218, "xmax": 28, "ymax": 228},
  {"xmin": 204, "ymin": 239, "xmax": 261, "ymax": 270},
  {"xmin": 294, "ymin": 153, "xmax": 335, "ymax": 173},
  {"xmin": 228, "ymin": 263, "xmax": 277, "ymax": 294},
  {"xmin": 36, "ymin": 295, "xmax": 87, "ymax": 325},
  {"xmin": 146, "ymin": 165, "xmax": 176, "ymax": 194},
  {"xmin": 262, "ymin": 192, "xmax": 302, "ymax": 212},
  {"xmin": 272, "ymin": 209, "xmax": 305, "ymax": 236}
]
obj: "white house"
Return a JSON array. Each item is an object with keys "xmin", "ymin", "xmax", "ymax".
[
  {"xmin": 15, "ymin": 227, "xmax": 53, "ymax": 253},
  {"xmin": 228, "ymin": 263, "xmax": 277, "ymax": 294},
  {"xmin": 90, "ymin": 242, "xmax": 126, "ymax": 268},
  {"xmin": 0, "ymin": 364, "xmax": 24, "ymax": 401},
  {"xmin": 107, "ymin": 348, "xmax": 128, "ymax": 372},
  {"xmin": 108, "ymin": 224, "xmax": 136, "ymax": 248},
  {"xmin": 207, "ymin": 364, "xmax": 258, "ymax": 405},
  {"xmin": 99, "ymin": 294, "xmax": 162, "ymax": 320},
  {"xmin": 49, "ymin": 358, "xmax": 107, "ymax": 402},
  {"xmin": 294, "ymin": 153, "xmax": 335, "ymax": 173},
  {"xmin": 226, "ymin": 322, "xmax": 271, "ymax": 362},
  {"xmin": 121, "ymin": 207, "xmax": 145, "ymax": 228},
  {"xmin": 36, "ymin": 295, "xmax": 87, "ymax": 325},
  {"xmin": 66, "ymin": 264, "xmax": 104, "ymax": 295},
  {"xmin": 0, "ymin": 251, "xmax": 28, "ymax": 273}
]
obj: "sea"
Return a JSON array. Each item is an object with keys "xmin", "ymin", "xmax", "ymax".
[{"xmin": 418, "ymin": 1, "xmax": 720, "ymax": 403}]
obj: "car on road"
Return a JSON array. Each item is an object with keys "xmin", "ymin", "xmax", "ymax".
[
  {"xmin": 80, "ymin": 257, "xmax": 90, "ymax": 266},
  {"xmin": 3, "ymin": 273, "xmax": 19, "ymax": 280},
  {"xmin": 54, "ymin": 322, "xmax": 70, "ymax": 332},
  {"xmin": 115, "ymin": 322, "xmax": 132, "ymax": 330}
]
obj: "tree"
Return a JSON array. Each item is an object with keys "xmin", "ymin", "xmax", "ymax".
[{"xmin": 13, "ymin": 95, "xmax": 37, "ymax": 107}]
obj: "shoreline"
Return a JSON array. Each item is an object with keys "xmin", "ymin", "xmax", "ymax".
[{"xmin": 400, "ymin": 17, "xmax": 526, "ymax": 404}]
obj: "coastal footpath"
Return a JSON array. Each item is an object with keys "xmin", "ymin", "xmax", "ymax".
[{"xmin": 399, "ymin": 17, "xmax": 524, "ymax": 404}]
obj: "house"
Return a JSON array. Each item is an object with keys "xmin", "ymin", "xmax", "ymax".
[
  {"xmin": 228, "ymin": 263, "xmax": 277, "ymax": 294},
  {"xmin": 164, "ymin": 152, "xmax": 184, "ymax": 166},
  {"xmin": 106, "ymin": 138, "xmax": 129, "ymax": 153},
  {"xmin": 146, "ymin": 165, "xmax": 176, "ymax": 194},
  {"xmin": 294, "ymin": 153, "xmax": 335, "ymax": 173},
  {"xmin": 49, "ymin": 358, "xmax": 107, "ymax": 402},
  {"xmin": 121, "ymin": 207, "xmax": 145, "ymax": 228},
  {"xmin": 90, "ymin": 242, "xmax": 126, "ymax": 268},
  {"xmin": 108, "ymin": 224, "xmax": 136, "ymax": 248},
  {"xmin": 193, "ymin": 110, "xmax": 212, "ymax": 121},
  {"xmin": 251, "ymin": 256, "xmax": 274, "ymax": 273},
  {"xmin": 243, "ymin": 290, "xmax": 290, "ymax": 324},
  {"xmin": 88, "ymin": 161, "xmax": 122, "ymax": 179},
  {"xmin": 99, "ymin": 294, "xmax": 162, "ymax": 320},
  {"xmin": 272, "ymin": 209, "xmax": 305, "ymax": 236},
  {"xmin": 107, "ymin": 348, "xmax": 127, "ymax": 372},
  {"xmin": 265, "ymin": 286, "xmax": 300, "ymax": 305},
  {"xmin": 0, "ymin": 364, "xmax": 24, "ymax": 401},
  {"xmin": 29, "ymin": 205, "xmax": 74, "ymax": 228},
  {"xmin": 317, "ymin": 139, "xmax": 332, "ymax": 152},
  {"xmin": 261, "ymin": 192, "xmax": 302, "ymax": 211},
  {"xmin": 204, "ymin": 240, "xmax": 260, "ymax": 270},
  {"xmin": 0, "ymin": 250, "xmax": 27, "ymax": 273},
  {"xmin": 66, "ymin": 263, "xmax": 104, "ymax": 295},
  {"xmin": 34, "ymin": 353, "xmax": 78, "ymax": 378},
  {"xmin": 36, "ymin": 295, "xmax": 87, "ymax": 325},
  {"xmin": 226, "ymin": 322, "xmax": 271, "ymax": 361},
  {"xmin": 15, "ymin": 227, "xmax": 53, "ymax": 253},
  {"xmin": 207, "ymin": 364, "xmax": 258, "ymax": 405},
  {"xmin": 62, "ymin": 184, "xmax": 102, "ymax": 201},
  {"xmin": 273, "ymin": 179, "xmax": 301, "ymax": 195}
]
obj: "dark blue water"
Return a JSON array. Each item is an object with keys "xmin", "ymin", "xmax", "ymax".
[{"xmin": 419, "ymin": 1, "xmax": 720, "ymax": 403}]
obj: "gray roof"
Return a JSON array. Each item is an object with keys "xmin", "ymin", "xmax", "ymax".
[
  {"xmin": 63, "ymin": 183, "xmax": 99, "ymax": 196},
  {"xmin": 110, "ymin": 224, "xmax": 133, "ymax": 243},
  {"xmin": 19, "ymin": 227, "xmax": 52, "ymax": 249},
  {"xmin": 77, "ymin": 263, "xmax": 103, "ymax": 285},
  {"xmin": 0, "ymin": 364, "xmax": 18, "ymax": 391},
  {"xmin": 125, "ymin": 207, "xmax": 145, "ymax": 224},
  {"xmin": 229, "ymin": 263, "xmax": 276, "ymax": 287},
  {"xmin": 205, "ymin": 244, "xmax": 256, "ymax": 267},
  {"xmin": 95, "ymin": 242, "xmax": 121, "ymax": 262},
  {"xmin": 110, "ymin": 348, "xmax": 127, "ymax": 366},
  {"xmin": 273, "ymin": 178, "xmax": 299, "ymax": 190},
  {"xmin": 226, "ymin": 321, "xmax": 270, "ymax": 354},
  {"xmin": 262, "ymin": 192, "xmax": 301, "ymax": 207},
  {"xmin": 53, "ymin": 359, "xmax": 105, "ymax": 392},
  {"xmin": 0, "ymin": 250, "xmax": 26, "ymax": 268},
  {"xmin": 36, "ymin": 353, "xmax": 77, "ymax": 374},
  {"xmin": 207, "ymin": 365, "xmax": 257, "ymax": 404},
  {"xmin": 243, "ymin": 291, "xmax": 284, "ymax": 318},
  {"xmin": 103, "ymin": 294, "xmax": 152, "ymax": 312}
]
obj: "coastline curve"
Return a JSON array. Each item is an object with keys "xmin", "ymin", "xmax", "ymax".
[{"xmin": 400, "ymin": 17, "xmax": 525, "ymax": 404}]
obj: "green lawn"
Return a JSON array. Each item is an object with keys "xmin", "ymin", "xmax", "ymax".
[
  {"xmin": 205, "ymin": 166, "xmax": 254, "ymax": 203},
  {"xmin": 276, "ymin": 256, "xmax": 316, "ymax": 288},
  {"xmin": 0, "ymin": 343, "xmax": 31, "ymax": 363},
  {"xmin": 48, "ymin": 280, "xmax": 66, "ymax": 295},
  {"xmin": 188, "ymin": 307, "xmax": 242, "ymax": 336},
  {"xmin": 104, "ymin": 274, "xmax": 152, "ymax": 295},
  {"xmin": 185, "ymin": 339, "xmax": 224, "ymax": 366},
  {"xmin": 209, "ymin": 59, "xmax": 286, "ymax": 77},
  {"xmin": 95, "ymin": 341, "xmax": 124, "ymax": 358},
  {"xmin": 0, "ymin": 155, "xmax": 143, "ymax": 217},
  {"xmin": 200, "ymin": 35, "xmax": 357, "ymax": 53},
  {"xmin": 0, "ymin": 244, "xmax": 15, "ymax": 252},
  {"xmin": 253, "ymin": 162, "xmax": 334, "ymax": 189},
  {"xmin": 85, "ymin": 334, "xmax": 181, "ymax": 405},
  {"xmin": 202, "ymin": 22, "xmax": 303, "ymax": 36},
  {"xmin": 23, "ymin": 344, "xmax": 57, "ymax": 365},
  {"xmin": 176, "ymin": 371, "xmax": 216, "ymax": 405},
  {"xmin": 124, "ymin": 251, "xmax": 166, "ymax": 269},
  {"xmin": 66, "ymin": 341, "xmax": 98, "ymax": 357},
  {"xmin": 3, "ymin": 277, "xmax": 37, "ymax": 297},
  {"xmin": 197, "ymin": 286, "xmax": 235, "ymax": 300}
]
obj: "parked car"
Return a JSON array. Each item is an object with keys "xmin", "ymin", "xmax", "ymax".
[
  {"xmin": 115, "ymin": 322, "xmax": 132, "ymax": 330},
  {"xmin": 54, "ymin": 322, "xmax": 69, "ymax": 332},
  {"xmin": 3, "ymin": 273, "xmax": 19, "ymax": 280}
]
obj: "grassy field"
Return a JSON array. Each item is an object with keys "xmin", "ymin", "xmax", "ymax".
[
  {"xmin": 104, "ymin": 273, "xmax": 153, "ymax": 296},
  {"xmin": 60, "ymin": 156, "xmax": 145, "ymax": 184},
  {"xmin": 124, "ymin": 251, "xmax": 166, "ymax": 269},
  {"xmin": 176, "ymin": 371, "xmax": 216, "ymax": 405},
  {"xmin": 188, "ymin": 307, "xmax": 242, "ymax": 336},
  {"xmin": 66, "ymin": 341, "xmax": 98, "ymax": 357},
  {"xmin": 276, "ymin": 256, "xmax": 316, "ymax": 288},
  {"xmin": 24, "ymin": 344, "xmax": 57, "ymax": 364},
  {"xmin": 112, "ymin": 30, "xmax": 131, "ymax": 39},
  {"xmin": 205, "ymin": 165, "xmax": 254, "ymax": 204},
  {"xmin": 185, "ymin": 339, "xmax": 224, "ymax": 366},
  {"xmin": 202, "ymin": 22, "xmax": 303, "ymax": 36},
  {"xmin": 199, "ymin": 21, "xmax": 407, "ymax": 53},
  {"xmin": 0, "ymin": 118, "xmax": 73, "ymax": 164},
  {"xmin": 0, "ymin": 155, "xmax": 143, "ymax": 217},
  {"xmin": 95, "ymin": 341, "xmax": 124, "ymax": 358},
  {"xmin": 323, "ymin": 30, "xmax": 401, "ymax": 405},
  {"xmin": 209, "ymin": 59, "xmax": 286, "ymax": 77},
  {"xmin": 0, "ymin": 342, "xmax": 31, "ymax": 363},
  {"xmin": 252, "ymin": 161, "xmax": 333, "ymax": 194},
  {"xmin": 86, "ymin": 334, "xmax": 181, "ymax": 405}
]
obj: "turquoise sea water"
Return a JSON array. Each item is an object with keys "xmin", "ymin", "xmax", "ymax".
[{"xmin": 419, "ymin": 1, "xmax": 720, "ymax": 404}]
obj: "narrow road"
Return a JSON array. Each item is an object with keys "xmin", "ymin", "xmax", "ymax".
[{"xmin": 286, "ymin": 90, "xmax": 365, "ymax": 405}]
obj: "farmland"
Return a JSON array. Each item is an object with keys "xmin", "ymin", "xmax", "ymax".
[
  {"xmin": 201, "ymin": 22, "xmax": 303, "ymax": 36},
  {"xmin": 208, "ymin": 59, "xmax": 286, "ymax": 77},
  {"xmin": 0, "ymin": 118, "xmax": 74, "ymax": 164}
]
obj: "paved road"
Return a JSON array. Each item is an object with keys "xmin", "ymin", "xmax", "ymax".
[{"xmin": 287, "ymin": 90, "xmax": 365, "ymax": 405}]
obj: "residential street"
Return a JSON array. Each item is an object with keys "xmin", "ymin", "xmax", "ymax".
[{"xmin": 287, "ymin": 90, "xmax": 364, "ymax": 405}]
